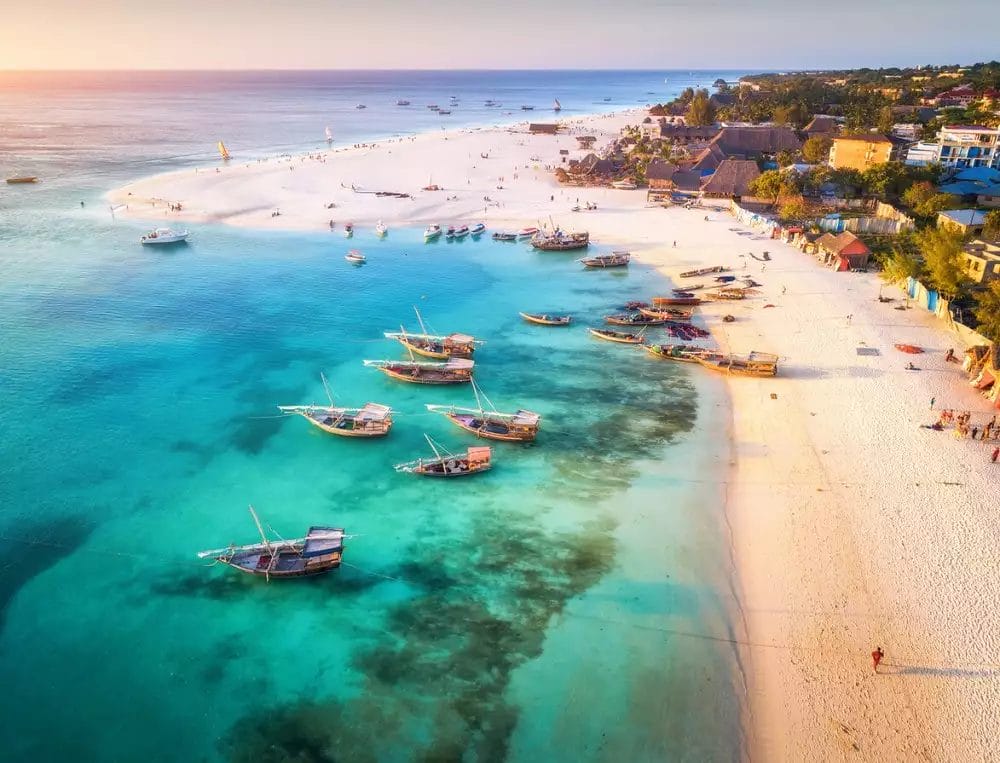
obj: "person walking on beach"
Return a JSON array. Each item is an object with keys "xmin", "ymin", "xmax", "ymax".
[
  {"xmin": 872, "ymin": 646, "xmax": 884, "ymax": 673},
  {"xmin": 972, "ymin": 426, "xmax": 979, "ymax": 440},
  {"xmin": 930, "ymin": 397, "xmax": 936, "ymax": 410},
  {"xmin": 992, "ymin": 446, "xmax": 999, "ymax": 463}
]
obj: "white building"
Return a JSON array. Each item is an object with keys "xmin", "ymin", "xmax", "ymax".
[{"xmin": 904, "ymin": 125, "xmax": 1000, "ymax": 169}]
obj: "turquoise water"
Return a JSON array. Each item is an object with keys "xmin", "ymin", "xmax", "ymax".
[{"xmin": 1, "ymin": 71, "xmax": 745, "ymax": 761}]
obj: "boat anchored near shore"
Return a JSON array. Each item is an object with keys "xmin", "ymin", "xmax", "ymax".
[
  {"xmin": 395, "ymin": 435, "xmax": 492, "ymax": 478},
  {"xmin": 426, "ymin": 380, "xmax": 540, "ymax": 442},
  {"xmin": 363, "ymin": 357, "xmax": 474, "ymax": 384},
  {"xmin": 139, "ymin": 227, "xmax": 189, "ymax": 245}
]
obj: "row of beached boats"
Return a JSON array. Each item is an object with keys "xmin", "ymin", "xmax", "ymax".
[{"xmin": 423, "ymin": 222, "xmax": 487, "ymax": 241}]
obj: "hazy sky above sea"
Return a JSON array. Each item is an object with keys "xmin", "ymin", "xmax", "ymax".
[{"xmin": 2, "ymin": 0, "xmax": 996, "ymax": 70}]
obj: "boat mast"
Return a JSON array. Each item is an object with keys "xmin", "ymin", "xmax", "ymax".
[
  {"xmin": 424, "ymin": 433, "xmax": 444, "ymax": 461},
  {"xmin": 401, "ymin": 325, "xmax": 416, "ymax": 361},
  {"xmin": 413, "ymin": 305, "xmax": 429, "ymax": 336},
  {"xmin": 320, "ymin": 372, "xmax": 335, "ymax": 407},
  {"xmin": 248, "ymin": 504, "xmax": 272, "ymax": 552}
]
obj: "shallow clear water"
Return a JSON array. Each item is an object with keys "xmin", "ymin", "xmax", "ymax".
[{"xmin": 1, "ymin": 71, "xmax": 745, "ymax": 762}]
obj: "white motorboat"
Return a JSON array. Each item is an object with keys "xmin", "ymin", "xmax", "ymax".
[
  {"xmin": 375, "ymin": 221, "xmax": 388, "ymax": 237},
  {"xmin": 470, "ymin": 223, "xmax": 486, "ymax": 236},
  {"xmin": 344, "ymin": 223, "xmax": 354, "ymax": 238},
  {"xmin": 345, "ymin": 249, "xmax": 366, "ymax": 264},
  {"xmin": 139, "ymin": 227, "xmax": 189, "ymax": 245},
  {"xmin": 516, "ymin": 226, "xmax": 539, "ymax": 238},
  {"xmin": 356, "ymin": 104, "xmax": 367, "ymax": 109},
  {"xmin": 424, "ymin": 224, "xmax": 442, "ymax": 241},
  {"xmin": 396, "ymin": 100, "xmax": 411, "ymax": 106},
  {"xmin": 452, "ymin": 225, "xmax": 470, "ymax": 239}
]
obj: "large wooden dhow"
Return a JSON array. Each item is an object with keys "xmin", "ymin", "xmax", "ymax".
[
  {"xmin": 383, "ymin": 306, "xmax": 482, "ymax": 359},
  {"xmin": 637, "ymin": 305, "xmax": 694, "ymax": 320},
  {"xmin": 395, "ymin": 435, "xmax": 493, "ymax": 477},
  {"xmin": 604, "ymin": 312, "xmax": 668, "ymax": 327},
  {"xmin": 531, "ymin": 230, "xmax": 590, "ymax": 251},
  {"xmin": 679, "ymin": 265, "xmax": 728, "ymax": 278},
  {"xmin": 520, "ymin": 312, "xmax": 572, "ymax": 326},
  {"xmin": 197, "ymin": 505, "xmax": 345, "ymax": 581},
  {"xmin": 696, "ymin": 351, "xmax": 779, "ymax": 377},
  {"xmin": 364, "ymin": 357, "xmax": 474, "ymax": 384},
  {"xmin": 426, "ymin": 381, "xmax": 540, "ymax": 442},
  {"xmin": 278, "ymin": 374, "xmax": 392, "ymax": 437}
]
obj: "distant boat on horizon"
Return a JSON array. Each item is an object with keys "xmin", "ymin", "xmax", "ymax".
[{"xmin": 553, "ymin": 98, "xmax": 561, "ymax": 112}]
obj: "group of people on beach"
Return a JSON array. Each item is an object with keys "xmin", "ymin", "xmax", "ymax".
[{"xmin": 924, "ymin": 410, "xmax": 1000, "ymax": 460}]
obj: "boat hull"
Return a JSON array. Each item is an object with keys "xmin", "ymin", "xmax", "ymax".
[
  {"xmin": 589, "ymin": 328, "xmax": 643, "ymax": 344},
  {"xmin": 299, "ymin": 414, "xmax": 391, "ymax": 437},
  {"xmin": 520, "ymin": 312, "xmax": 571, "ymax": 326},
  {"xmin": 377, "ymin": 367, "xmax": 471, "ymax": 384},
  {"xmin": 445, "ymin": 413, "xmax": 537, "ymax": 442}
]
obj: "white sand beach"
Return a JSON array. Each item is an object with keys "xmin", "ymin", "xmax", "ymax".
[{"xmin": 109, "ymin": 113, "xmax": 1000, "ymax": 761}]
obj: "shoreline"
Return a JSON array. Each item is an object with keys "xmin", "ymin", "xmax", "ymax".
[{"xmin": 106, "ymin": 114, "xmax": 1000, "ymax": 759}]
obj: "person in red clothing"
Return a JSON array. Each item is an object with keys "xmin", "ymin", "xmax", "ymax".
[{"xmin": 872, "ymin": 646, "xmax": 885, "ymax": 673}]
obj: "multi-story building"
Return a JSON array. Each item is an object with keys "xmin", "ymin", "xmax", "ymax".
[
  {"xmin": 960, "ymin": 238, "xmax": 1000, "ymax": 285},
  {"xmin": 905, "ymin": 125, "xmax": 1000, "ymax": 169},
  {"xmin": 828, "ymin": 134, "xmax": 893, "ymax": 171}
]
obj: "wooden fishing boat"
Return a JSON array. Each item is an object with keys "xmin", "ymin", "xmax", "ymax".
[
  {"xmin": 278, "ymin": 374, "xmax": 392, "ymax": 437},
  {"xmin": 531, "ymin": 231, "xmax": 589, "ymax": 251},
  {"xmin": 197, "ymin": 505, "xmax": 344, "ymax": 581},
  {"xmin": 345, "ymin": 250, "xmax": 366, "ymax": 264},
  {"xmin": 426, "ymin": 381, "xmax": 540, "ymax": 442},
  {"xmin": 492, "ymin": 231, "xmax": 517, "ymax": 241},
  {"xmin": 697, "ymin": 351, "xmax": 779, "ymax": 377},
  {"xmin": 651, "ymin": 296, "xmax": 702, "ymax": 306},
  {"xmin": 589, "ymin": 328, "xmax": 645, "ymax": 344},
  {"xmin": 673, "ymin": 285, "xmax": 704, "ymax": 293},
  {"xmin": 580, "ymin": 251, "xmax": 630, "ymax": 268},
  {"xmin": 6, "ymin": 176, "xmax": 39, "ymax": 184},
  {"xmin": 679, "ymin": 265, "xmax": 728, "ymax": 278},
  {"xmin": 623, "ymin": 300, "xmax": 649, "ymax": 310},
  {"xmin": 383, "ymin": 306, "xmax": 482, "ymax": 358},
  {"xmin": 517, "ymin": 227, "xmax": 539, "ymax": 238},
  {"xmin": 645, "ymin": 344, "xmax": 722, "ymax": 363},
  {"xmin": 363, "ymin": 357, "xmax": 474, "ymax": 384},
  {"xmin": 605, "ymin": 313, "xmax": 667, "ymax": 326},
  {"xmin": 520, "ymin": 312, "xmax": 571, "ymax": 326},
  {"xmin": 395, "ymin": 435, "xmax": 493, "ymax": 477},
  {"xmin": 638, "ymin": 306, "xmax": 693, "ymax": 320}
]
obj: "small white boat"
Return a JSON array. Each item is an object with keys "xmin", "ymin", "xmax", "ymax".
[
  {"xmin": 325, "ymin": 126, "xmax": 333, "ymax": 144},
  {"xmin": 345, "ymin": 250, "xmax": 366, "ymax": 264},
  {"xmin": 427, "ymin": 104, "xmax": 440, "ymax": 110},
  {"xmin": 438, "ymin": 110, "xmax": 452, "ymax": 115},
  {"xmin": 396, "ymin": 100, "xmax": 411, "ymax": 106},
  {"xmin": 344, "ymin": 223, "xmax": 354, "ymax": 238},
  {"xmin": 424, "ymin": 224, "xmax": 442, "ymax": 240},
  {"xmin": 553, "ymin": 98, "xmax": 562, "ymax": 111},
  {"xmin": 139, "ymin": 227, "xmax": 189, "ymax": 245},
  {"xmin": 521, "ymin": 105, "xmax": 534, "ymax": 111},
  {"xmin": 470, "ymin": 223, "xmax": 486, "ymax": 236},
  {"xmin": 375, "ymin": 221, "xmax": 388, "ymax": 237},
  {"xmin": 516, "ymin": 227, "xmax": 539, "ymax": 238},
  {"xmin": 356, "ymin": 104, "xmax": 367, "ymax": 109},
  {"xmin": 452, "ymin": 225, "xmax": 470, "ymax": 239}
]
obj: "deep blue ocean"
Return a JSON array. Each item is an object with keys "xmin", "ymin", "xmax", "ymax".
[{"xmin": 0, "ymin": 70, "xmax": 747, "ymax": 762}]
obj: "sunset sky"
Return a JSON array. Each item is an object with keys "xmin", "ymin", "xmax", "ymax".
[{"xmin": 2, "ymin": 0, "xmax": 996, "ymax": 70}]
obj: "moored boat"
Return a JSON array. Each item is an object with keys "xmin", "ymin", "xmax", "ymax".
[
  {"xmin": 611, "ymin": 180, "xmax": 637, "ymax": 190},
  {"xmin": 452, "ymin": 225, "xmax": 470, "ymax": 239},
  {"xmin": 344, "ymin": 223, "xmax": 354, "ymax": 238},
  {"xmin": 470, "ymin": 222, "xmax": 486, "ymax": 236},
  {"xmin": 492, "ymin": 231, "xmax": 517, "ymax": 241},
  {"xmin": 651, "ymin": 295, "xmax": 702, "ymax": 306},
  {"xmin": 697, "ymin": 351, "xmax": 779, "ymax": 377},
  {"xmin": 424, "ymin": 224, "xmax": 442, "ymax": 240},
  {"xmin": 356, "ymin": 104, "xmax": 367, "ymax": 109},
  {"xmin": 374, "ymin": 221, "xmax": 388, "ymax": 237},
  {"xmin": 531, "ymin": 230, "xmax": 589, "ymax": 251},
  {"xmin": 396, "ymin": 100, "xmax": 411, "ymax": 106},
  {"xmin": 680, "ymin": 265, "xmax": 728, "ymax": 278},
  {"xmin": 6, "ymin": 176, "xmax": 39, "ymax": 184},
  {"xmin": 580, "ymin": 251, "xmax": 629, "ymax": 268},
  {"xmin": 516, "ymin": 226, "xmax": 539, "ymax": 238},
  {"xmin": 521, "ymin": 105, "xmax": 534, "ymax": 111},
  {"xmin": 384, "ymin": 307, "xmax": 482, "ymax": 358},
  {"xmin": 605, "ymin": 313, "xmax": 667, "ymax": 326},
  {"xmin": 589, "ymin": 328, "xmax": 645, "ymax": 344},
  {"xmin": 363, "ymin": 357, "xmax": 474, "ymax": 384},
  {"xmin": 345, "ymin": 250, "xmax": 366, "ymax": 264},
  {"xmin": 395, "ymin": 435, "xmax": 492, "ymax": 477},
  {"xmin": 645, "ymin": 344, "xmax": 721, "ymax": 364},
  {"xmin": 139, "ymin": 227, "xmax": 189, "ymax": 245},
  {"xmin": 426, "ymin": 381, "xmax": 540, "ymax": 442},
  {"xmin": 553, "ymin": 98, "xmax": 562, "ymax": 112},
  {"xmin": 637, "ymin": 306, "xmax": 694, "ymax": 320},
  {"xmin": 278, "ymin": 373, "xmax": 391, "ymax": 436},
  {"xmin": 197, "ymin": 505, "xmax": 345, "ymax": 580},
  {"xmin": 519, "ymin": 312, "xmax": 572, "ymax": 326}
]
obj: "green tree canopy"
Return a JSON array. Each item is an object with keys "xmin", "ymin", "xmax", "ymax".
[
  {"xmin": 983, "ymin": 209, "xmax": 1000, "ymax": 239},
  {"xmin": 802, "ymin": 135, "xmax": 833, "ymax": 164},
  {"xmin": 861, "ymin": 162, "xmax": 910, "ymax": 198},
  {"xmin": 685, "ymin": 89, "xmax": 717, "ymax": 127},
  {"xmin": 902, "ymin": 182, "xmax": 960, "ymax": 217},
  {"xmin": 748, "ymin": 169, "xmax": 799, "ymax": 201},
  {"xmin": 916, "ymin": 227, "xmax": 969, "ymax": 296}
]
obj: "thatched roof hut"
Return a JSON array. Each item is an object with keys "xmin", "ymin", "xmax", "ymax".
[{"xmin": 700, "ymin": 159, "xmax": 760, "ymax": 197}]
